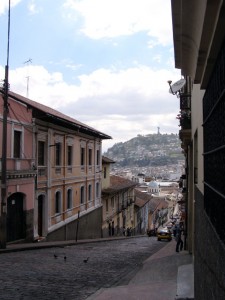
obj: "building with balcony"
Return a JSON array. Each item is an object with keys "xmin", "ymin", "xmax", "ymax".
[
  {"xmin": 0, "ymin": 91, "xmax": 37, "ymax": 243},
  {"xmin": 171, "ymin": 1, "xmax": 225, "ymax": 298},
  {"xmin": 0, "ymin": 90, "xmax": 111, "ymax": 244}
]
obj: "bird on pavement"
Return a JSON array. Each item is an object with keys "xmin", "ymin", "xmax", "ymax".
[
  {"xmin": 83, "ymin": 257, "xmax": 89, "ymax": 263},
  {"xmin": 64, "ymin": 256, "xmax": 67, "ymax": 261},
  {"xmin": 54, "ymin": 254, "xmax": 58, "ymax": 259}
]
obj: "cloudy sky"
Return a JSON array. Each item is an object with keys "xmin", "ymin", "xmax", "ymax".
[{"xmin": 0, "ymin": 0, "xmax": 181, "ymax": 151}]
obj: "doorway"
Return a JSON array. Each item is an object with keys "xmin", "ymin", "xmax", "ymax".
[
  {"xmin": 7, "ymin": 193, "xmax": 25, "ymax": 242},
  {"xmin": 38, "ymin": 195, "xmax": 44, "ymax": 237}
]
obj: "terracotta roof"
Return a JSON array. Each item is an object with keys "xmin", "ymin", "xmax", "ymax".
[
  {"xmin": 134, "ymin": 189, "xmax": 168, "ymax": 212},
  {"xmin": 135, "ymin": 197, "xmax": 149, "ymax": 208},
  {"xmin": 150, "ymin": 197, "xmax": 169, "ymax": 210},
  {"xmin": 3, "ymin": 89, "xmax": 112, "ymax": 140},
  {"xmin": 102, "ymin": 175, "xmax": 137, "ymax": 194},
  {"xmin": 134, "ymin": 190, "xmax": 152, "ymax": 208},
  {"xmin": 148, "ymin": 198, "xmax": 161, "ymax": 212},
  {"xmin": 102, "ymin": 156, "xmax": 115, "ymax": 164}
]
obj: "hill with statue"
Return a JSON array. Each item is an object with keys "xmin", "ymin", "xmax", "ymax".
[{"xmin": 103, "ymin": 133, "xmax": 184, "ymax": 168}]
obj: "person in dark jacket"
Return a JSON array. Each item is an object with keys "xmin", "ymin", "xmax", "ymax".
[{"xmin": 175, "ymin": 225, "xmax": 184, "ymax": 252}]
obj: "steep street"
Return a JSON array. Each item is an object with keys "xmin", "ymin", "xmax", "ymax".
[{"xmin": 0, "ymin": 237, "xmax": 166, "ymax": 300}]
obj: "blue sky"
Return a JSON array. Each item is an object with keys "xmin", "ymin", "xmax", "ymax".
[{"xmin": 0, "ymin": 0, "xmax": 181, "ymax": 151}]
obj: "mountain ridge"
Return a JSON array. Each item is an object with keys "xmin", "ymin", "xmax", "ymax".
[{"xmin": 103, "ymin": 133, "xmax": 184, "ymax": 168}]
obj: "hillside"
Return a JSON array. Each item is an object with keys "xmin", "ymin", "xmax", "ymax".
[{"xmin": 103, "ymin": 133, "xmax": 184, "ymax": 167}]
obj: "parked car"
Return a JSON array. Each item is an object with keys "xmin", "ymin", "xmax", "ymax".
[{"xmin": 157, "ymin": 228, "xmax": 172, "ymax": 241}]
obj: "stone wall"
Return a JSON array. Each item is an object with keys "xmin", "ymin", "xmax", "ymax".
[
  {"xmin": 194, "ymin": 186, "xmax": 225, "ymax": 300},
  {"xmin": 46, "ymin": 207, "xmax": 103, "ymax": 242}
]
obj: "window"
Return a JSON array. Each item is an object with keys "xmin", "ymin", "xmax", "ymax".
[
  {"xmin": 81, "ymin": 147, "xmax": 85, "ymax": 167},
  {"xmin": 88, "ymin": 148, "xmax": 92, "ymax": 166},
  {"xmin": 55, "ymin": 143, "xmax": 61, "ymax": 166},
  {"xmin": 14, "ymin": 130, "xmax": 21, "ymax": 158},
  {"xmin": 38, "ymin": 141, "xmax": 45, "ymax": 166},
  {"xmin": 88, "ymin": 184, "xmax": 92, "ymax": 202},
  {"xmin": 104, "ymin": 167, "xmax": 107, "ymax": 178},
  {"xmin": 96, "ymin": 182, "xmax": 100, "ymax": 198},
  {"xmin": 67, "ymin": 145, "xmax": 72, "ymax": 166},
  {"xmin": 96, "ymin": 150, "xmax": 100, "ymax": 165},
  {"xmin": 55, "ymin": 191, "xmax": 61, "ymax": 214},
  {"xmin": 111, "ymin": 197, "xmax": 114, "ymax": 208},
  {"xmin": 67, "ymin": 189, "xmax": 72, "ymax": 209},
  {"xmin": 80, "ymin": 186, "xmax": 85, "ymax": 204}
]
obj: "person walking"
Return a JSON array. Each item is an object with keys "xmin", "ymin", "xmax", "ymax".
[
  {"xmin": 172, "ymin": 222, "xmax": 177, "ymax": 237},
  {"xmin": 175, "ymin": 225, "xmax": 184, "ymax": 252}
]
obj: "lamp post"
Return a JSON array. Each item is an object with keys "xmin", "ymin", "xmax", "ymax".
[{"xmin": 0, "ymin": 0, "xmax": 10, "ymax": 249}]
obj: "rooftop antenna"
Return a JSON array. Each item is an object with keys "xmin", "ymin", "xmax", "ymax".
[
  {"xmin": 24, "ymin": 58, "xmax": 32, "ymax": 98},
  {"xmin": 0, "ymin": 0, "xmax": 11, "ymax": 249}
]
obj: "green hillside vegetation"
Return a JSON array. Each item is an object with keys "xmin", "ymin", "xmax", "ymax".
[{"xmin": 104, "ymin": 133, "xmax": 184, "ymax": 167}]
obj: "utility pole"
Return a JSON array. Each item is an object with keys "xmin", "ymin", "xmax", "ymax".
[
  {"xmin": 0, "ymin": 0, "xmax": 10, "ymax": 249},
  {"xmin": 0, "ymin": 66, "xmax": 9, "ymax": 249}
]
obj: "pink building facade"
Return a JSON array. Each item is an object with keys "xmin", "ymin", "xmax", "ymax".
[
  {"xmin": 0, "ymin": 91, "xmax": 36, "ymax": 242},
  {"xmin": 1, "ymin": 89, "xmax": 111, "ymax": 244}
]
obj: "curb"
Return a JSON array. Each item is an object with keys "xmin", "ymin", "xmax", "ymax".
[{"xmin": 0, "ymin": 235, "xmax": 146, "ymax": 254}]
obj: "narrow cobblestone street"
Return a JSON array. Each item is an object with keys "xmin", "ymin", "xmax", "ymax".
[{"xmin": 0, "ymin": 237, "xmax": 166, "ymax": 300}]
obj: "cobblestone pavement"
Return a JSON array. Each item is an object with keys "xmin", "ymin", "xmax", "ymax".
[{"xmin": 0, "ymin": 236, "xmax": 166, "ymax": 300}]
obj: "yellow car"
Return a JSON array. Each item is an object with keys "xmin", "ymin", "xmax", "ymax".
[{"xmin": 157, "ymin": 228, "xmax": 172, "ymax": 241}]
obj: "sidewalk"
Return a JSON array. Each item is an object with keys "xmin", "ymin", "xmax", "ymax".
[
  {"xmin": 87, "ymin": 239, "xmax": 194, "ymax": 300},
  {"xmin": 0, "ymin": 237, "xmax": 194, "ymax": 300}
]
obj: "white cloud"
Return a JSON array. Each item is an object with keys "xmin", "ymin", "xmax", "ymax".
[
  {"xmin": 93, "ymin": 112, "xmax": 179, "ymax": 152},
  {"xmin": 0, "ymin": 0, "xmax": 180, "ymax": 152},
  {"xmin": 0, "ymin": 0, "xmax": 21, "ymax": 15},
  {"xmin": 1, "ymin": 62, "xmax": 180, "ymax": 149},
  {"xmin": 27, "ymin": 0, "xmax": 41, "ymax": 15},
  {"xmin": 64, "ymin": 0, "xmax": 172, "ymax": 45}
]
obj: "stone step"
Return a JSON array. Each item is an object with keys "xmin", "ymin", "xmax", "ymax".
[{"xmin": 175, "ymin": 264, "xmax": 194, "ymax": 300}]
